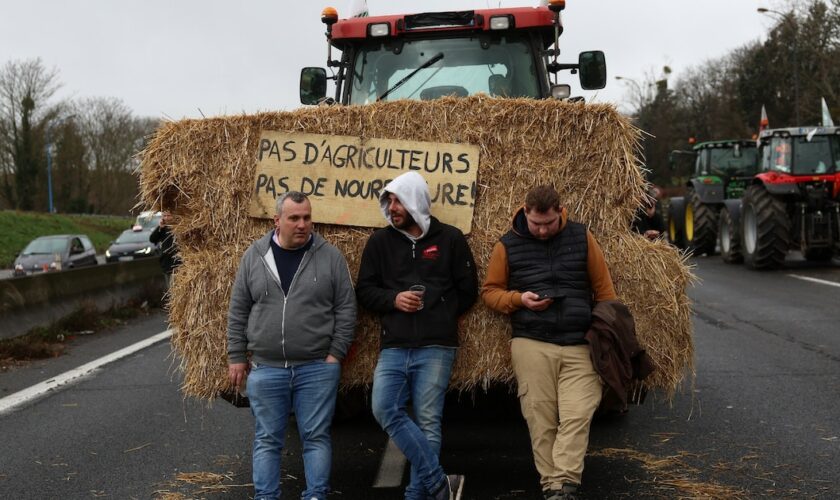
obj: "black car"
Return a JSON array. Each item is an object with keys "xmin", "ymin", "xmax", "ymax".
[
  {"xmin": 105, "ymin": 229, "xmax": 159, "ymax": 263},
  {"xmin": 13, "ymin": 234, "xmax": 98, "ymax": 276}
]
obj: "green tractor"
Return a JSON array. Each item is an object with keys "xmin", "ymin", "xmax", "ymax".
[{"xmin": 667, "ymin": 140, "xmax": 759, "ymax": 256}]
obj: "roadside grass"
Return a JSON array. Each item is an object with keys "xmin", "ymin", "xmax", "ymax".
[
  {"xmin": 0, "ymin": 291, "xmax": 163, "ymax": 371},
  {"xmin": 0, "ymin": 210, "xmax": 133, "ymax": 268}
]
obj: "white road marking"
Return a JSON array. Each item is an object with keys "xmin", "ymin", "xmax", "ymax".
[
  {"xmin": 0, "ymin": 329, "xmax": 173, "ymax": 416},
  {"xmin": 788, "ymin": 274, "xmax": 840, "ymax": 288},
  {"xmin": 373, "ymin": 438, "xmax": 406, "ymax": 488}
]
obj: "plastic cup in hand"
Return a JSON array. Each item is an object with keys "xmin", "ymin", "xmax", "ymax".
[{"xmin": 409, "ymin": 284, "xmax": 426, "ymax": 310}]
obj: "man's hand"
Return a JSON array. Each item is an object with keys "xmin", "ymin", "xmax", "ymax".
[
  {"xmin": 325, "ymin": 354, "xmax": 341, "ymax": 364},
  {"xmin": 228, "ymin": 362, "xmax": 249, "ymax": 389},
  {"xmin": 643, "ymin": 230, "xmax": 660, "ymax": 241},
  {"xmin": 521, "ymin": 291, "xmax": 553, "ymax": 311},
  {"xmin": 394, "ymin": 291, "xmax": 422, "ymax": 313}
]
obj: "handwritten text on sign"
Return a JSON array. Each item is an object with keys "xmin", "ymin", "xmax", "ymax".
[{"xmin": 248, "ymin": 132, "xmax": 479, "ymax": 233}]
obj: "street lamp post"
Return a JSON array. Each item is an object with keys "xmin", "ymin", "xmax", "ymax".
[
  {"xmin": 615, "ymin": 75, "xmax": 650, "ymax": 112},
  {"xmin": 46, "ymin": 129, "xmax": 55, "ymax": 213},
  {"xmin": 758, "ymin": 7, "xmax": 800, "ymax": 124},
  {"xmin": 615, "ymin": 75, "xmax": 643, "ymax": 95},
  {"xmin": 44, "ymin": 115, "xmax": 75, "ymax": 214}
]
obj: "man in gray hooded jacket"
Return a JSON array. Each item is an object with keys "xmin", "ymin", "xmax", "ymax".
[
  {"xmin": 227, "ymin": 191, "xmax": 356, "ymax": 500},
  {"xmin": 357, "ymin": 172, "xmax": 478, "ymax": 500}
]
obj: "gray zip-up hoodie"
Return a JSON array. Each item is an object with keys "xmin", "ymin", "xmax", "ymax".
[{"xmin": 227, "ymin": 230, "xmax": 356, "ymax": 367}]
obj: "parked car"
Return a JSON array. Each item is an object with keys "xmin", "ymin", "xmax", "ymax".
[
  {"xmin": 105, "ymin": 229, "xmax": 159, "ymax": 263},
  {"xmin": 13, "ymin": 234, "xmax": 98, "ymax": 276},
  {"xmin": 133, "ymin": 211, "xmax": 162, "ymax": 231}
]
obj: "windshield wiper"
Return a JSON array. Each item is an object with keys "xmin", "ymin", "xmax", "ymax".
[{"xmin": 377, "ymin": 52, "xmax": 444, "ymax": 102}]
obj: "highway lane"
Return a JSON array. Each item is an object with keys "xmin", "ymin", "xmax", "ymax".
[{"xmin": 0, "ymin": 256, "xmax": 838, "ymax": 498}]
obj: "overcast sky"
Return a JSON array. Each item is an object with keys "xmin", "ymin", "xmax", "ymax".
[{"xmin": 1, "ymin": 0, "xmax": 783, "ymax": 119}]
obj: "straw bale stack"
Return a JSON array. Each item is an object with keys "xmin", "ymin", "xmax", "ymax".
[{"xmin": 139, "ymin": 96, "xmax": 694, "ymax": 401}]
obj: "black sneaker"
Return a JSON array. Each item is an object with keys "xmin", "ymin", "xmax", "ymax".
[
  {"xmin": 544, "ymin": 490, "xmax": 564, "ymax": 500},
  {"xmin": 560, "ymin": 483, "xmax": 580, "ymax": 500}
]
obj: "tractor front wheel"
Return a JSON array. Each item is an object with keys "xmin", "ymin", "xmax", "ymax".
[
  {"xmin": 719, "ymin": 206, "xmax": 742, "ymax": 264},
  {"xmin": 741, "ymin": 185, "xmax": 790, "ymax": 270},
  {"xmin": 667, "ymin": 197, "xmax": 686, "ymax": 249},
  {"xmin": 684, "ymin": 189, "xmax": 718, "ymax": 256}
]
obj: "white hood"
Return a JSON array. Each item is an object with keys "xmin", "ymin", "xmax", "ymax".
[{"xmin": 379, "ymin": 172, "xmax": 431, "ymax": 239}]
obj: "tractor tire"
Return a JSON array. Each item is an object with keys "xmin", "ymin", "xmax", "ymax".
[
  {"xmin": 718, "ymin": 206, "xmax": 742, "ymax": 264},
  {"xmin": 684, "ymin": 188, "xmax": 718, "ymax": 256},
  {"xmin": 667, "ymin": 197, "xmax": 686, "ymax": 249},
  {"xmin": 803, "ymin": 247, "xmax": 833, "ymax": 261},
  {"xmin": 741, "ymin": 185, "xmax": 790, "ymax": 270}
]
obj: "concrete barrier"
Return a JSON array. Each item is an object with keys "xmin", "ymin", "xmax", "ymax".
[{"xmin": 0, "ymin": 259, "xmax": 165, "ymax": 340}]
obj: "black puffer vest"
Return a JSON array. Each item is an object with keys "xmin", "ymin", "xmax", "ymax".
[{"xmin": 500, "ymin": 212, "xmax": 593, "ymax": 345}]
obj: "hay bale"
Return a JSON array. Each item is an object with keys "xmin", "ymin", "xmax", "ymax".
[{"xmin": 139, "ymin": 96, "xmax": 693, "ymax": 400}]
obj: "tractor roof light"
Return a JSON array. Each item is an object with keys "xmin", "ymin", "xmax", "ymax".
[
  {"xmin": 548, "ymin": 0, "xmax": 566, "ymax": 12},
  {"xmin": 489, "ymin": 15, "xmax": 511, "ymax": 30},
  {"xmin": 368, "ymin": 22, "xmax": 390, "ymax": 37},
  {"xmin": 321, "ymin": 7, "xmax": 339, "ymax": 26}
]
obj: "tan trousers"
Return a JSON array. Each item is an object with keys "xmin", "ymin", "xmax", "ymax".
[{"xmin": 511, "ymin": 337, "xmax": 603, "ymax": 491}]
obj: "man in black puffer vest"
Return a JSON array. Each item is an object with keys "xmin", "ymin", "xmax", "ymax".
[{"xmin": 481, "ymin": 185, "xmax": 617, "ymax": 500}]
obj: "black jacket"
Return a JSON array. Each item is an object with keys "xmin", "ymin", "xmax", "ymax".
[
  {"xmin": 501, "ymin": 212, "xmax": 593, "ymax": 345},
  {"xmin": 149, "ymin": 225, "xmax": 181, "ymax": 274},
  {"xmin": 356, "ymin": 217, "xmax": 478, "ymax": 349},
  {"xmin": 631, "ymin": 206, "xmax": 665, "ymax": 235}
]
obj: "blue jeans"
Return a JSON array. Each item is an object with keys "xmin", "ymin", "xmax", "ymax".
[
  {"xmin": 371, "ymin": 347, "xmax": 456, "ymax": 500},
  {"xmin": 247, "ymin": 360, "xmax": 341, "ymax": 500}
]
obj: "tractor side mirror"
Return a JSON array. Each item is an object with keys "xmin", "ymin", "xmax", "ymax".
[
  {"xmin": 578, "ymin": 51, "xmax": 606, "ymax": 90},
  {"xmin": 300, "ymin": 67, "xmax": 328, "ymax": 105}
]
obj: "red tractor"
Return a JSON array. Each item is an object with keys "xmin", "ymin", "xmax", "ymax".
[
  {"xmin": 299, "ymin": 2, "xmax": 606, "ymax": 106},
  {"xmin": 719, "ymin": 126, "xmax": 840, "ymax": 268}
]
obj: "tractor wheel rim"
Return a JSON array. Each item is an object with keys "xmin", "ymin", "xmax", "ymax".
[
  {"xmin": 685, "ymin": 204, "xmax": 694, "ymax": 241},
  {"xmin": 720, "ymin": 218, "xmax": 730, "ymax": 253},
  {"xmin": 744, "ymin": 207, "xmax": 757, "ymax": 255},
  {"xmin": 669, "ymin": 218, "xmax": 676, "ymax": 241}
]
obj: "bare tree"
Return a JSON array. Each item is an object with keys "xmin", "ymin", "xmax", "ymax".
[
  {"xmin": 0, "ymin": 58, "xmax": 62, "ymax": 210},
  {"xmin": 76, "ymin": 97, "xmax": 158, "ymax": 214}
]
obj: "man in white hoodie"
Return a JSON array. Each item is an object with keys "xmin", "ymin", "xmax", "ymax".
[{"xmin": 357, "ymin": 172, "xmax": 478, "ymax": 500}]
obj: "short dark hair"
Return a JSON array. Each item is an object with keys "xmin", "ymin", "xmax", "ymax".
[
  {"xmin": 525, "ymin": 185, "xmax": 561, "ymax": 213},
  {"xmin": 275, "ymin": 191, "xmax": 309, "ymax": 216}
]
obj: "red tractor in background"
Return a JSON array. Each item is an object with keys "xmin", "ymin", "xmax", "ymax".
[{"xmin": 719, "ymin": 126, "xmax": 840, "ymax": 268}]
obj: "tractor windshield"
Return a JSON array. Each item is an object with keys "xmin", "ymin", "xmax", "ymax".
[
  {"xmin": 349, "ymin": 34, "xmax": 541, "ymax": 105},
  {"xmin": 767, "ymin": 135, "xmax": 840, "ymax": 175},
  {"xmin": 708, "ymin": 146, "xmax": 758, "ymax": 176}
]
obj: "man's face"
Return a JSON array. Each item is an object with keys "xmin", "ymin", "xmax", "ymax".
[
  {"xmin": 386, "ymin": 193, "xmax": 415, "ymax": 230},
  {"xmin": 525, "ymin": 207, "xmax": 561, "ymax": 240},
  {"xmin": 274, "ymin": 198, "xmax": 312, "ymax": 248}
]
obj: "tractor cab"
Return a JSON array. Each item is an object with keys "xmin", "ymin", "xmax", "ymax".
[
  {"xmin": 300, "ymin": 3, "xmax": 606, "ymax": 105},
  {"xmin": 691, "ymin": 140, "xmax": 759, "ymax": 199},
  {"xmin": 757, "ymin": 127, "xmax": 840, "ymax": 178}
]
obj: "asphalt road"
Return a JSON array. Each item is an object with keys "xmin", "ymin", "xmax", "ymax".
[{"xmin": 1, "ymin": 256, "xmax": 838, "ymax": 499}]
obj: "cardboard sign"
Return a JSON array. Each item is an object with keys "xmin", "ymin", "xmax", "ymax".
[{"xmin": 249, "ymin": 132, "xmax": 479, "ymax": 233}]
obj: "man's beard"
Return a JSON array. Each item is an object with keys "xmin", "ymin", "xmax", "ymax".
[{"xmin": 392, "ymin": 211, "xmax": 417, "ymax": 230}]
